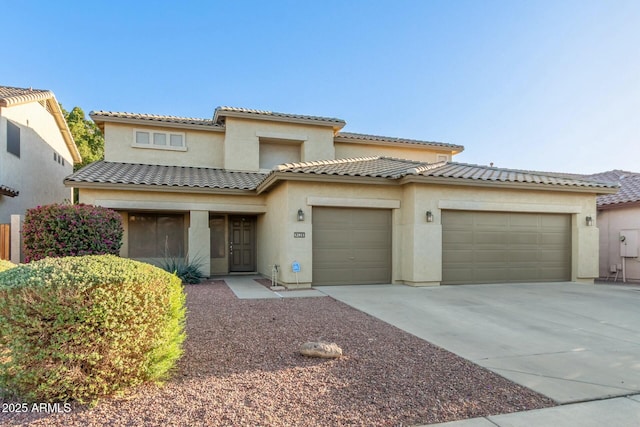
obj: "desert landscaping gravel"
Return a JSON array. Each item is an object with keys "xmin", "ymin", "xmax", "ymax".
[{"xmin": 1, "ymin": 280, "xmax": 554, "ymax": 426}]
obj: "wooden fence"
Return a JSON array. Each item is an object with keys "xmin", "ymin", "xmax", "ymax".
[{"xmin": 0, "ymin": 224, "xmax": 9, "ymax": 260}]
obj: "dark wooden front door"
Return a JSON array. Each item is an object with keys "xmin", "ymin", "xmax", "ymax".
[{"xmin": 229, "ymin": 216, "xmax": 256, "ymax": 272}]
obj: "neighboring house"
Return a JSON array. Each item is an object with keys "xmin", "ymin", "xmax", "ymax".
[
  {"xmin": 585, "ymin": 170, "xmax": 640, "ymax": 281},
  {"xmin": 0, "ymin": 85, "xmax": 82, "ymax": 261},
  {"xmin": 66, "ymin": 106, "xmax": 616, "ymax": 287}
]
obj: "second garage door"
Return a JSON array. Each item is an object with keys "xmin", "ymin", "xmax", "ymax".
[
  {"xmin": 442, "ymin": 211, "xmax": 571, "ymax": 285},
  {"xmin": 312, "ymin": 207, "xmax": 391, "ymax": 285}
]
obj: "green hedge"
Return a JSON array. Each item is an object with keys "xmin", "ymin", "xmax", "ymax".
[
  {"xmin": 22, "ymin": 203, "xmax": 123, "ymax": 262},
  {"xmin": 0, "ymin": 259, "xmax": 15, "ymax": 272},
  {"xmin": 0, "ymin": 255, "xmax": 186, "ymax": 404}
]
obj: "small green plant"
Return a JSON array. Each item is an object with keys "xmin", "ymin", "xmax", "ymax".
[
  {"xmin": 22, "ymin": 203, "xmax": 123, "ymax": 262},
  {"xmin": 159, "ymin": 255, "xmax": 205, "ymax": 284},
  {"xmin": 0, "ymin": 260, "xmax": 15, "ymax": 272},
  {"xmin": 0, "ymin": 255, "xmax": 186, "ymax": 404}
]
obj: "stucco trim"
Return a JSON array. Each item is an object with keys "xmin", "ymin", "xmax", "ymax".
[
  {"xmin": 307, "ymin": 196, "xmax": 401, "ymax": 209},
  {"xmin": 256, "ymin": 130, "xmax": 308, "ymax": 141},
  {"xmin": 95, "ymin": 199, "xmax": 267, "ymax": 213},
  {"xmin": 438, "ymin": 200, "xmax": 583, "ymax": 214},
  {"xmin": 256, "ymin": 172, "xmax": 398, "ymax": 194}
]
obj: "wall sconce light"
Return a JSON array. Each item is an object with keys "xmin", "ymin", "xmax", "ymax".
[
  {"xmin": 586, "ymin": 215, "xmax": 593, "ymax": 226},
  {"xmin": 426, "ymin": 211, "xmax": 434, "ymax": 223},
  {"xmin": 297, "ymin": 209, "xmax": 305, "ymax": 222}
]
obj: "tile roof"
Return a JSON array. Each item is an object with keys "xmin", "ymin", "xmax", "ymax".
[
  {"xmin": 582, "ymin": 170, "xmax": 640, "ymax": 207},
  {"xmin": 275, "ymin": 157, "xmax": 425, "ymax": 178},
  {"xmin": 272, "ymin": 157, "xmax": 616, "ymax": 190},
  {"xmin": 66, "ymin": 161, "xmax": 267, "ymax": 191},
  {"xmin": 0, "ymin": 85, "xmax": 53, "ymax": 107},
  {"xmin": 90, "ymin": 111, "xmax": 223, "ymax": 128},
  {"xmin": 213, "ymin": 106, "xmax": 346, "ymax": 126},
  {"xmin": 415, "ymin": 162, "xmax": 618, "ymax": 189},
  {"xmin": 335, "ymin": 131, "xmax": 464, "ymax": 152},
  {"xmin": 0, "ymin": 184, "xmax": 19, "ymax": 197}
]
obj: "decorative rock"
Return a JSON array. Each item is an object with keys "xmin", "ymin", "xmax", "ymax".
[{"xmin": 299, "ymin": 341, "xmax": 343, "ymax": 358}]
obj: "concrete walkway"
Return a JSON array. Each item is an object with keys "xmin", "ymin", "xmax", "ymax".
[
  {"xmin": 222, "ymin": 275, "xmax": 325, "ymax": 299},
  {"xmin": 426, "ymin": 394, "xmax": 640, "ymax": 427}
]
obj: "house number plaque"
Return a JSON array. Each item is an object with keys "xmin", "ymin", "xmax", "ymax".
[{"xmin": 294, "ymin": 232, "xmax": 305, "ymax": 238}]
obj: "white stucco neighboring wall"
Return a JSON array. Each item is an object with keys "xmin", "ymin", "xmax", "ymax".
[
  {"xmin": 0, "ymin": 102, "xmax": 74, "ymax": 223},
  {"xmin": 597, "ymin": 206, "xmax": 640, "ymax": 281}
]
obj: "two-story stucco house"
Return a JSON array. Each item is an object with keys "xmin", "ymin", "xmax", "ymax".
[
  {"xmin": 1, "ymin": 85, "xmax": 81, "ymax": 261},
  {"xmin": 66, "ymin": 106, "xmax": 616, "ymax": 287}
]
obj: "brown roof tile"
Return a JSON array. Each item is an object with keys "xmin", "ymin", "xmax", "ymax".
[
  {"xmin": 0, "ymin": 85, "xmax": 53, "ymax": 107},
  {"xmin": 335, "ymin": 131, "xmax": 464, "ymax": 152},
  {"xmin": 582, "ymin": 170, "xmax": 640, "ymax": 207},
  {"xmin": 66, "ymin": 161, "xmax": 266, "ymax": 191}
]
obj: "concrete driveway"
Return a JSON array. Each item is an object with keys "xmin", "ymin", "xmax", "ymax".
[{"xmin": 316, "ymin": 282, "xmax": 640, "ymax": 404}]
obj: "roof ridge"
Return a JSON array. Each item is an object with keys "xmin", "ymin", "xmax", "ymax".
[
  {"xmin": 0, "ymin": 85, "xmax": 54, "ymax": 106},
  {"xmin": 214, "ymin": 106, "xmax": 346, "ymax": 125},
  {"xmin": 407, "ymin": 161, "xmax": 448, "ymax": 175},
  {"xmin": 275, "ymin": 156, "xmax": 381, "ymax": 171}
]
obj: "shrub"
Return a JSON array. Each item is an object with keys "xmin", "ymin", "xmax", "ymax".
[
  {"xmin": 0, "ymin": 260, "xmax": 15, "ymax": 272},
  {"xmin": 0, "ymin": 255, "xmax": 186, "ymax": 404},
  {"xmin": 159, "ymin": 255, "xmax": 205, "ymax": 284},
  {"xmin": 22, "ymin": 203, "xmax": 123, "ymax": 262}
]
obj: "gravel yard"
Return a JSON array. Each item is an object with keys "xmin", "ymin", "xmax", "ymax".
[{"xmin": 1, "ymin": 280, "xmax": 554, "ymax": 426}]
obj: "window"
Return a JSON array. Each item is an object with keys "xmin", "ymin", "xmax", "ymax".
[
  {"xmin": 259, "ymin": 140, "xmax": 301, "ymax": 169},
  {"xmin": 133, "ymin": 129, "xmax": 185, "ymax": 151},
  {"xmin": 7, "ymin": 122, "xmax": 20, "ymax": 158},
  {"xmin": 128, "ymin": 213, "xmax": 185, "ymax": 258},
  {"xmin": 209, "ymin": 215, "xmax": 225, "ymax": 258}
]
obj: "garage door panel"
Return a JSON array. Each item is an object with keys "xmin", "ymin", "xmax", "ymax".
[
  {"xmin": 313, "ymin": 207, "xmax": 391, "ymax": 286},
  {"xmin": 442, "ymin": 211, "xmax": 571, "ymax": 285},
  {"xmin": 476, "ymin": 231, "xmax": 508, "ymax": 244}
]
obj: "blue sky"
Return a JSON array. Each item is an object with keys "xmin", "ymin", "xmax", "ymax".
[{"xmin": 4, "ymin": 0, "xmax": 639, "ymax": 174}]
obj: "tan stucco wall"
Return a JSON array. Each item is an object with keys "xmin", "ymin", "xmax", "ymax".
[
  {"xmin": 223, "ymin": 117, "xmax": 335, "ymax": 171},
  {"xmin": 597, "ymin": 206, "xmax": 640, "ymax": 281},
  {"xmin": 267, "ymin": 180, "xmax": 599, "ymax": 287},
  {"xmin": 335, "ymin": 142, "xmax": 450, "ymax": 162},
  {"xmin": 103, "ymin": 122, "xmax": 225, "ymax": 168},
  {"xmin": 79, "ymin": 178, "xmax": 599, "ymax": 287},
  {"xmin": 0, "ymin": 103, "xmax": 74, "ymax": 223}
]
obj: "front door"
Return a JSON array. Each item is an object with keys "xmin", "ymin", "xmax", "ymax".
[{"xmin": 229, "ymin": 216, "xmax": 256, "ymax": 272}]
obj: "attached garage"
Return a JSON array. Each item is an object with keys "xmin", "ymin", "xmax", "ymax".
[
  {"xmin": 442, "ymin": 211, "xmax": 571, "ymax": 285},
  {"xmin": 312, "ymin": 207, "xmax": 391, "ymax": 285}
]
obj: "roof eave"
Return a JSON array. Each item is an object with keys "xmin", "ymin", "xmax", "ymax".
[
  {"xmin": 400, "ymin": 175, "xmax": 620, "ymax": 194},
  {"xmin": 48, "ymin": 98, "xmax": 82, "ymax": 164},
  {"xmin": 597, "ymin": 200, "xmax": 640, "ymax": 210},
  {"xmin": 89, "ymin": 114, "xmax": 225, "ymax": 133},
  {"xmin": 64, "ymin": 180, "xmax": 258, "ymax": 195},
  {"xmin": 333, "ymin": 136, "xmax": 464, "ymax": 153},
  {"xmin": 216, "ymin": 110, "xmax": 346, "ymax": 131}
]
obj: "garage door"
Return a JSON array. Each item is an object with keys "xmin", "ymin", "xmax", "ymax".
[
  {"xmin": 442, "ymin": 211, "xmax": 571, "ymax": 285},
  {"xmin": 313, "ymin": 207, "xmax": 391, "ymax": 285}
]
